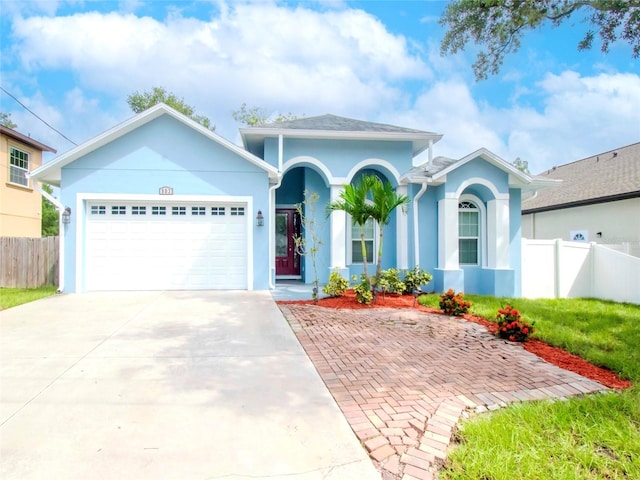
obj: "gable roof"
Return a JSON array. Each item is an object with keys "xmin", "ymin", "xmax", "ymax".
[
  {"xmin": 402, "ymin": 147, "xmax": 559, "ymax": 191},
  {"xmin": 30, "ymin": 103, "xmax": 278, "ymax": 186},
  {"xmin": 1, "ymin": 125, "xmax": 57, "ymax": 153},
  {"xmin": 522, "ymin": 142, "xmax": 640, "ymax": 213},
  {"xmin": 240, "ymin": 114, "xmax": 443, "ymax": 157}
]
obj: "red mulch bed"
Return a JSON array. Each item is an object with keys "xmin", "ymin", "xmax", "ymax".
[{"xmin": 279, "ymin": 290, "xmax": 632, "ymax": 390}]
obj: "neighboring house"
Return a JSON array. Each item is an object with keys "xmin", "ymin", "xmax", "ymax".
[
  {"xmin": 31, "ymin": 104, "xmax": 551, "ymax": 294},
  {"xmin": 0, "ymin": 125, "xmax": 57, "ymax": 237},
  {"xmin": 522, "ymin": 142, "xmax": 640, "ymax": 256}
]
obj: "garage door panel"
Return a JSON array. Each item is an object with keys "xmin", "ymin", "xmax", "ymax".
[{"xmin": 85, "ymin": 201, "xmax": 249, "ymax": 291}]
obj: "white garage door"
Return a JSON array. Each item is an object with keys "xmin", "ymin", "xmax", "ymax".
[{"xmin": 85, "ymin": 201, "xmax": 248, "ymax": 291}]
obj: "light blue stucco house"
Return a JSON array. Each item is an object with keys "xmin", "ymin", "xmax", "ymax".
[{"xmin": 31, "ymin": 103, "xmax": 551, "ymax": 295}]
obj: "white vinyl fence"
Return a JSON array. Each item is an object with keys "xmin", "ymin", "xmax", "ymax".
[{"xmin": 522, "ymin": 239, "xmax": 640, "ymax": 304}]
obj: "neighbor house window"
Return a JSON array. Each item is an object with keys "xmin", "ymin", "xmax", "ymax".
[
  {"xmin": 351, "ymin": 217, "xmax": 375, "ymax": 264},
  {"xmin": 9, "ymin": 146, "xmax": 29, "ymax": 187},
  {"xmin": 459, "ymin": 201, "xmax": 479, "ymax": 265}
]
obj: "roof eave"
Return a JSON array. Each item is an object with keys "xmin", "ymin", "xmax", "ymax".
[
  {"xmin": 31, "ymin": 104, "xmax": 279, "ymax": 183},
  {"xmin": 240, "ymin": 128, "xmax": 443, "ymax": 157},
  {"xmin": 1, "ymin": 125, "xmax": 57, "ymax": 153},
  {"xmin": 523, "ymin": 190, "xmax": 640, "ymax": 214}
]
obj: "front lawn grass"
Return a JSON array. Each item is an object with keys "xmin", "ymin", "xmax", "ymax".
[
  {"xmin": 418, "ymin": 294, "xmax": 640, "ymax": 480},
  {"xmin": 0, "ymin": 286, "xmax": 57, "ymax": 310}
]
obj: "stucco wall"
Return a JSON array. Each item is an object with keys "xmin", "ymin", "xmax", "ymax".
[
  {"xmin": 60, "ymin": 115, "xmax": 271, "ymax": 292},
  {"xmin": 0, "ymin": 133, "xmax": 44, "ymax": 237},
  {"xmin": 522, "ymin": 197, "xmax": 640, "ymax": 247}
]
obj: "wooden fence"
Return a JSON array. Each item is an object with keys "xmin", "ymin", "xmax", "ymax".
[{"xmin": 0, "ymin": 236, "xmax": 59, "ymax": 288}]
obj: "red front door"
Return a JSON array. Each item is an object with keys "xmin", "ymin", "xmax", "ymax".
[{"xmin": 275, "ymin": 208, "xmax": 301, "ymax": 276}]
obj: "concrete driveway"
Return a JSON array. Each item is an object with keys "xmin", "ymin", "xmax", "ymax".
[{"xmin": 0, "ymin": 291, "xmax": 379, "ymax": 480}]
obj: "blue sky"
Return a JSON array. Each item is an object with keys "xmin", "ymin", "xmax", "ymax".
[{"xmin": 1, "ymin": 0, "xmax": 639, "ymax": 173}]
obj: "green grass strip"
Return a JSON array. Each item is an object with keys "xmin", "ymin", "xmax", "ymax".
[{"xmin": 0, "ymin": 286, "xmax": 57, "ymax": 310}]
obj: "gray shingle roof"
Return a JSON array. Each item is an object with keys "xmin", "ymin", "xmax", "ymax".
[
  {"xmin": 261, "ymin": 114, "xmax": 436, "ymax": 135},
  {"xmin": 522, "ymin": 142, "xmax": 640, "ymax": 212}
]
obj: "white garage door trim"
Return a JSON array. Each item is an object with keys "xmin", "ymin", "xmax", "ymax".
[{"xmin": 75, "ymin": 193, "xmax": 254, "ymax": 292}]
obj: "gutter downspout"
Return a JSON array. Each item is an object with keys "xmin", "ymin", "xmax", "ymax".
[
  {"xmin": 29, "ymin": 175, "xmax": 65, "ymax": 293},
  {"xmin": 413, "ymin": 181, "xmax": 428, "ymax": 267},
  {"xmin": 268, "ymin": 177, "xmax": 283, "ymax": 289}
]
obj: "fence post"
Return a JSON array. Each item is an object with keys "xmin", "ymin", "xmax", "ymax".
[{"xmin": 554, "ymin": 238, "xmax": 561, "ymax": 299}]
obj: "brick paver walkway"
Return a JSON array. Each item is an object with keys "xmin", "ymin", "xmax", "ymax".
[{"xmin": 278, "ymin": 305, "xmax": 608, "ymax": 480}]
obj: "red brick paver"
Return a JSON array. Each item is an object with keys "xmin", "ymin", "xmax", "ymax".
[{"xmin": 279, "ymin": 304, "xmax": 607, "ymax": 479}]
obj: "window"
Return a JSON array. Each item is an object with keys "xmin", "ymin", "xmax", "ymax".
[
  {"xmin": 191, "ymin": 206, "xmax": 206, "ymax": 216},
  {"xmin": 230, "ymin": 207, "xmax": 245, "ymax": 216},
  {"xmin": 459, "ymin": 201, "xmax": 479, "ymax": 265},
  {"xmin": 91, "ymin": 205, "xmax": 106, "ymax": 215},
  {"xmin": 351, "ymin": 217, "xmax": 375, "ymax": 264},
  {"xmin": 111, "ymin": 206, "xmax": 126, "ymax": 215},
  {"xmin": 152, "ymin": 206, "xmax": 166, "ymax": 216},
  {"xmin": 9, "ymin": 146, "xmax": 29, "ymax": 187},
  {"xmin": 211, "ymin": 206, "xmax": 225, "ymax": 216},
  {"xmin": 172, "ymin": 206, "xmax": 186, "ymax": 216},
  {"xmin": 132, "ymin": 206, "xmax": 146, "ymax": 215}
]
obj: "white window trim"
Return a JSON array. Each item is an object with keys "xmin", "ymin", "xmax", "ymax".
[
  {"xmin": 458, "ymin": 194, "xmax": 487, "ymax": 268},
  {"xmin": 346, "ymin": 214, "xmax": 379, "ymax": 266},
  {"xmin": 8, "ymin": 144, "xmax": 31, "ymax": 188}
]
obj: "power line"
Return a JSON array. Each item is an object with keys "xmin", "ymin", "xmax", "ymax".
[{"xmin": 0, "ymin": 86, "xmax": 78, "ymax": 146}]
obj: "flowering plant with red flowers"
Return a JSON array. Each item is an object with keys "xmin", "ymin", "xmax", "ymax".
[
  {"xmin": 439, "ymin": 289, "xmax": 472, "ymax": 316},
  {"xmin": 496, "ymin": 305, "xmax": 534, "ymax": 342}
]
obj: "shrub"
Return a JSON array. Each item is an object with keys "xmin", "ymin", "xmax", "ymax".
[
  {"xmin": 496, "ymin": 305, "xmax": 535, "ymax": 342},
  {"xmin": 322, "ymin": 270, "xmax": 350, "ymax": 297},
  {"xmin": 377, "ymin": 268, "xmax": 406, "ymax": 294},
  {"xmin": 439, "ymin": 289, "xmax": 472, "ymax": 315},
  {"xmin": 353, "ymin": 274, "xmax": 373, "ymax": 305},
  {"xmin": 403, "ymin": 266, "xmax": 433, "ymax": 293}
]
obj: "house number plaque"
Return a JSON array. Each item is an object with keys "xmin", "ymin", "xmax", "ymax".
[{"xmin": 159, "ymin": 186, "xmax": 174, "ymax": 195}]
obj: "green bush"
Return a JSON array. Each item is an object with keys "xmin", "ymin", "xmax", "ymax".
[
  {"xmin": 353, "ymin": 274, "xmax": 373, "ymax": 304},
  {"xmin": 322, "ymin": 270, "xmax": 350, "ymax": 297},
  {"xmin": 377, "ymin": 268, "xmax": 406, "ymax": 294},
  {"xmin": 403, "ymin": 266, "xmax": 433, "ymax": 292},
  {"xmin": 439, "ymin": 289, "xmax": 472, "ymax": 315}
]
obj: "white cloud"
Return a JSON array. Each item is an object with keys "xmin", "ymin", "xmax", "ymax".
[
  {"xmin": 499, "ymin": 71, "xmax": 640, "ymax": 172},
  {"xmin": 4, "ymin": 2, "xmax": 638, "ymax": 176},
  {"xmin": 9, "ymin": 3, "xmax": 428, "ymax": 139}
]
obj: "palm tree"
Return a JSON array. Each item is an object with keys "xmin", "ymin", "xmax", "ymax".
[
  {"xmin": 370, "ymin": 177, "xmax": 410, "ymax": 283},
  {"xmin": 326, "ymin": 175, "xmax": 376, "ymax": 280}
]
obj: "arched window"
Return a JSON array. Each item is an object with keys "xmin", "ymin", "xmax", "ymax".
[{"xmin": 458, "ymin": 200, "xmax": 479, "ymax": 265}]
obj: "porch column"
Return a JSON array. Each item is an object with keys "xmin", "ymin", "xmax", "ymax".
[
  {"xmin": 329, "ymin": 185, "xmax": 347, "ymax": 269},
  {"xmin": 487, "ymin": 197, "xmax": 510, "ymax": 268},
  {"xmin": 438, "ymin": 196, "xmax": 459, "ymax": 269},
  {"xmin": 396, "ymin": 185, "xmax": 409, "ymax": 269}
]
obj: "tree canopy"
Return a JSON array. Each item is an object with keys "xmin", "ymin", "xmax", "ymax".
[
  {"xmin": 127, "ymin": 86, "xmax": 215, "ymax": 131},
  {"xmin": 440, "ymin": 1, "xmax": 640, "ymax": 80},
  {"xmin": 1, "ymin": 112, "xmax": 17, "ymax": 129},
  {"xmin": 233, "ymin": 103, "xmax": 301, "ymax": 126},
  {"xmin": 41, "ymin": 184, "xmax": 59, "ymax": 237}
]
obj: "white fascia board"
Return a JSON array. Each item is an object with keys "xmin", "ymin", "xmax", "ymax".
[
  {"xmin": 519, "ymin": 177, "xmax": 562, "ymax": 193},
  {"xmin": 240, "ymin": 128, "xmax": 443, "ymax": 156},
  {"xmin": 31, "ymin": 104, "xmax": 278, "ymax": 185}
]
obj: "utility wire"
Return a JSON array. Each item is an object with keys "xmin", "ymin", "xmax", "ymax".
[{"xmin": 0, "ymin": 86, "xmax": 78, "ymax": 146}]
